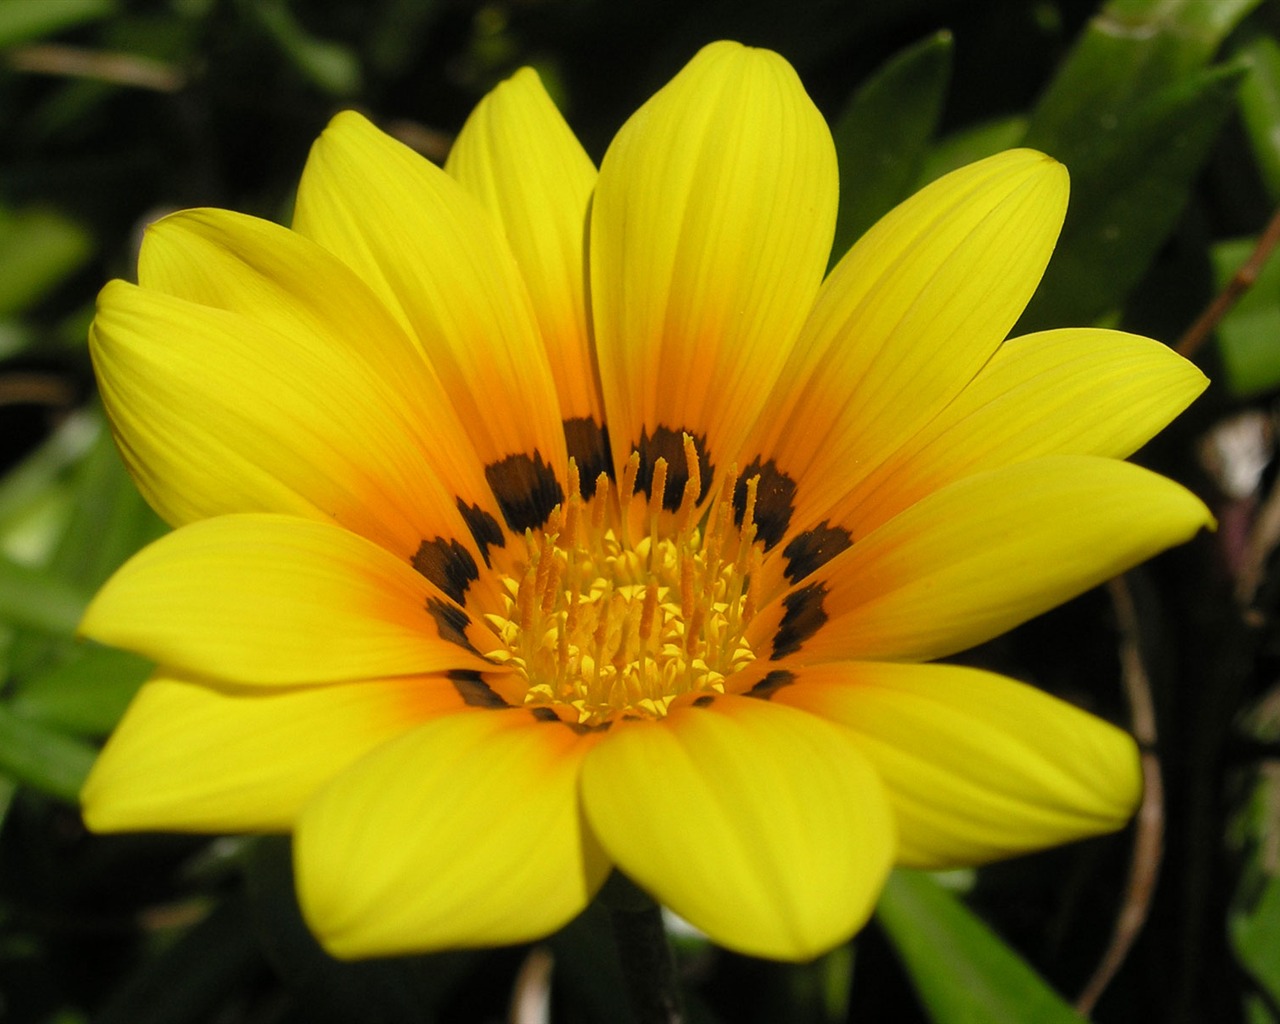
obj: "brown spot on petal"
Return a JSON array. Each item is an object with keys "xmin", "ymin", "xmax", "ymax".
[
  {"xmin": 734, "ymin": 458, "xmax": 796, "ymax": 551},
  {"xmin": 635, "ymin": 425, "xmax": 713, "ymax": 511},
  {"xmin": 426, "ymin": 597, "xmax": 480, "ymax": 654},
  {"xmin": 783, "ymin": 522, "xmax": 852, "ymax": 583},
  {"xmin": 563, "ymin": 417, "xmax": 613, "ymax": 499},
  {"xmin": 746, "ymin": 670, "xmax": 796, "ymax": 700},
  {"xmin": 411, "ymin": 537, "xmax": 478, "ymax": 604},
  {"xmin": 456, "ymin": 499, "xmax": 505, "ymax": 566},
  {"xmin": 529, "ymin": 706, "xmax": 612, "ymax": 733},
  {"xmin": 692, "ymin": 694, "xmax": 716, "ymax": 708},
  {"xmin": 485, "ymin": 451, "xmax": 565, "ymax": 532},
  {"xmin": 447, "ymin": 669, "xmax": 509, "ymax": 708},
  {"xmin": 772, "ymin": 583, "xmax": 828, "ymax": 659}
]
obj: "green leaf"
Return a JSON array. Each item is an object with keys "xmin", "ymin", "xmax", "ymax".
[
  {"xmin": 0, "ymin": 207, "xmax": 93, "ymax": 317},
  {"xmin": 248, "ymin": 0, "xmax": 362, "ymax": 97},
  {"xmin": 0, "ymin": 0, "xmax": 113, "ymax": 48},
  {"xmin": 48, "ymin": 417, "xmax": 166, "ymax": 592},
  {"xmin": 1229, "ymin": 695, "xmax": 1280, "ymax": 1012},
  {"xmin": 876, "ymin": 869, "xmax": 1086, "ymax": 1024},
  {"xmin": 1233, "ymin": 873, "xmax": 1280, "ymax": 1010},
  {"xmin": 1016, "ymin": 0, "xmax": 1258, "ymax": 329},
  {"xmin": 0, "ymin": 556, "xmax": 87, "ymax": 636},
  {"xmin": 0, "ymin": 413, "xmax": 98, "ymax": 541},
  {"xmin": 918, "ymin": 116, "xmax": 1028, "ymax": 186},
  {"xmin": 829, "ymin": 31, "xmax": 952, "ymax": 264},
  {"xmin": 1026, "ymin": 0, "xmax": 1261, "ymax": 154},
  {"xmin": 10, "ymin": 643, "xmax": 149, "ymax": 736},
  {"xmin": 1246, "ymin": 995, "xmax": 1280, "ymax": 1024},
  {"xmin": 0, "ymin": 703, "xmax": 96, "ymax": 802},
  {"xmin": 1019, "ymin": 61, "xmax": 1246, "ymax": 330},
  {"xmin": 1237, "ymin": 36, "xmax": 1280, "ymax": 202},
  {"xmin": 1211, "ymin": 236, "xmax": 1280, "ymax": 395}
]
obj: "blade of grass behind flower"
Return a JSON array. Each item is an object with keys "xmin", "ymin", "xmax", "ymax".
[
  {"xmin": 876, "ymin": 869, "xmax": 1086, "ymax": 1024},
  {"xmin": 0, "ymin": 556, "xmax": 85, "ymax": 636},
  {"xmin": 1015, "ymin": 0, "xmax": 1258, "ymax": 329},
  {"xmin": 1237, "ymin": 36, "xmax": 1280, "ymax": 202},
  {"xmin": 827, "ymin": 30, "xmax": 952, "ymax": 267},
  {"xmin": 0, "ymin": 703, "xmax": 96, "ymax": 802},
  {"xmin": 0, "ymin": 0, "xmax": 113, "ymax": 49}
]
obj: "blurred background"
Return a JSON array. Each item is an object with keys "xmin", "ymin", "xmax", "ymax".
[{"xmin": 1, "ymin": 0, "xmax": 1279, "ymax": 1021}]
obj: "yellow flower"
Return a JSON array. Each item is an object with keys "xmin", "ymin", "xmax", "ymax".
[{"xmin": 79, "ymin": 41, "xmax": 1211, "ymax": 962}]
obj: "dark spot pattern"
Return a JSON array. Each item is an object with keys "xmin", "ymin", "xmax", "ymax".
[
  {"xmin": 746, "ymin": 670, "xmax": 797, "ymax": 700},
  {"xmin": 529, "ymin": 706, "xmax": 612, "ymax": 733},
  {"xmin": 733, "ymin": 458, "xmax": 796, "ymax": 551},
  {"xmin": 447, "ymin": 670, "xmax": 509, "ymax": 708},
  {"xmin": 411, "ymin": 537, "xmax": 478, "ymax": 604},
  {"xmin": 563, "ymin": 417, "xmax": 613, "ymax": 499},
  {"xmin": 456, "ymin": 499, "xmax": 505, "ymax": 566},
  {"xmin": 783, "ymin": 521, "xmax": 853, "ymax": 583},
  {"xmin": 425, "ymin": 597, "xmax": 480, "ymax": 654},
  {"xmin": 772, "ymin": 582, "xmax": 829, "ymax": 659},
  {"xmin": 692, "ymin": 694, "xmax": 716, "ymax": 708},
  {"xmin": 635, "ymin": 425, "xmax": 713, "ymax": 511},
  {"xmin": 484, "ymin": 450, "xmax": 565, "ymax": 532}
]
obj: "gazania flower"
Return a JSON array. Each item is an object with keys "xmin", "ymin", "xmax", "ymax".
[{"xmin": 80, "ymin": 41, "xmax": 1211, "ymax": 962}]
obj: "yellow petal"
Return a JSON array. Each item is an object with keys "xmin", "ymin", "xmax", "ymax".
[
  {"xmin": 80, "ymin": 514, "xmax": 492, "ymax": 685},
  {"xmin": 91, "ymin": 280, "xmax": 506, "ymax": 606},
  {"xmin": 82, "ymin": 672, "xmax": 466, "ymax": 832},
  {"xmin": 294, "ymin": 111, "xmax": 569, "ymax": 530},
  {"xmin": 828, "ymin": 327, "xmax": 1209, "ymax": 540},
  {"xmin": 590, "ymin": 41, "xmax": 837, "ymax": 508},
  {"xmin": 748, "ymin": 456, "xmax": 1212, "ymax": 664},
  {"xmin": 295, "ymin": 710, "xmax": 608, "ymax": 957},
  {"xmin": 581, "ymin": 695, "xmax": 893, "ymax": 960},
  {"xmin": 767, "ymin": 662, "xmax": 1141, "ymax": 866},
  {"xmin": 743, "ymin": 150, "xmax": 1068, "ymax": 535},
  {"xmin": 447, "ymin": 68, "xmax": 603, "ymax": 439},
  {"xmin": 131, "ymin": 208, "xmax": 506, "ymax": 559}
]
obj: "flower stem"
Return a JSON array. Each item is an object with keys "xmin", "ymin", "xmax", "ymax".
[{"xmin": 603, "ymin": 874, "xmax": 685, "ymax": 1024}]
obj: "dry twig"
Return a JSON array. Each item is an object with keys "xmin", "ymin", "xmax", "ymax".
[
  {"xmin": 6, "ymin": 44, "xmax": 184, "ymax": 92},
  {"xmin": 1076, "ymin": 576, "xmax": 1164, "ymax": 1016},
  {"xmin": 1176, "ymin": 203, "xmax": 1280, "ymax": 360}
]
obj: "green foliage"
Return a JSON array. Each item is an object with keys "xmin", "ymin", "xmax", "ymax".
[
  {"xmin": 1210, "ymin": 237, "xmax": 1280, "ymax": 395},
  {"xmin": 1238, "ymin": 35, "xmax": 1280, "ymax": 201},
  {"xmin": 1018, "ymin": 0, "xmax": 1257, "ymax": 328},
  {"xmin": 0, "ymin": 0, "xmax": 114, "ymax": 49},
  {"xmin": 828, "ymin": 30, "xmax": 953, "ymax": 266},
  {"xmin": 0, "ymin": 207, "xmax": 93, "ymax": 318},
  {"xmin": 877, "ymin": 870, "xmax": 1087, "ymax": 1024},
  {"xmin": 0, "ymin": 0, "xmax": 1276, "ymax": 1020}
]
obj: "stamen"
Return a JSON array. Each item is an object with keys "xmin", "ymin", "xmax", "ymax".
[
  {"xmin": 649, "ymin": 457, "xmax": 668, "ymax": 519},
  {"xmin": 640, "ymin": 581, "xmax": 658, "ymax": 643},
  {"xmin": 620, "ymin": 451, "xmax": 640, "ymax": 506},
  {"xmin": 676, "ymin": 432, "xmax": 701, "ymax": 534},
  {"xmin": 591, "ymin": 473, "xmax": 609, "ymax": 537},
  {"xmin": 619, "ymin": 451, "xmax": 641, "ymax": 546},
  {"xmin": 680, "ymin": 551, "xmax": 695, "ymax": 619},
  {"xmin": 567, "ymin": 458, "xmax": 581, "ymax": 502},
  {"xmin": 540, "ymin": 554, "xmax": 562, "ymax": 615},
  {"xmin": 481, "ymin": 437, "xmax": 764, "ymax": 726},
  {"xmin": 741, "ymin": 474, "xmax": 759, "ymax": 536},
  {"xmin": 517, "ymin": 562, "xmax": 537, "ymax": 634}
]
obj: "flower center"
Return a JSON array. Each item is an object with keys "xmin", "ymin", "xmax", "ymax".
[{"xmin": 482, "ymin": 436, "xmax": 763, "ymax": 727}]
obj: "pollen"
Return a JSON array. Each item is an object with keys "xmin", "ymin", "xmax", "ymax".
[{"xmin": 482, "ymin": 434, "xmax": 763, "ymax": 726}]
